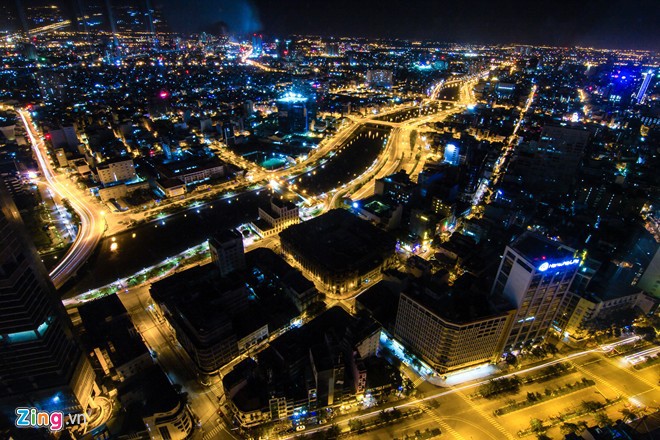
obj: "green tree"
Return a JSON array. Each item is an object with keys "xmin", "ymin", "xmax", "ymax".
[
  {"xmin": 594, "ymin": 412, "xmax": 613, "ymax": 427},
  {"xmin": 325, "ymin": 424, "xmax": 341, "ymax": 439},
  {"xmin": 348, "ymin": 419, "xmax": 364, "ymax": 432},
  {"xmin": 378, "ymin": 410, "xmax": 390, "ymax": 423},
  {"xmin": 560, "ymin": 422, "xmax": 587, "ymax": 435},
  {"xmin": 580, "ymin": 400, "xmax": 603, "ymax": 413},
  {"xmin": 620, "ymin": 408, "xmax": 637, "ymax": 422},
  {"xmin": 529, "ymin": 418, "xmax": 545, "ymax": 434}
]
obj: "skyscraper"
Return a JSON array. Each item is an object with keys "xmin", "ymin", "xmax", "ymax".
[
  {"xmin": 636, "ymin": 69, "xmax": 654, "ymax": 104},
  {"xmin": 491, "ymin": 232, "xmax": 580, "ymax": 350},
  {"xmin": 0, "ymin": 182, "xmax": 96, "ymax": 424},
  {"xmin": 443, "ymin": 144, "xmax": 460, "ymax": 166},
  {"xmin": 277, "ymin": 93, "xmax": 309, "ymax": 133},
  {"xmin": 251, "ymin": 33, "xmax": 263, "ymax": 56},
  {"xmin": 394, "ymin": 278, "xmax": 515, "ymax": 373}
]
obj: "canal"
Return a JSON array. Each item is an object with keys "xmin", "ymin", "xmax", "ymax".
[
  {"xmin": 63, "ymin": 125, "xmax": 392, "ymax": 297},
  {"xmin": 294, "ymin": 126, "xmax": 391, "ymax": 195}
]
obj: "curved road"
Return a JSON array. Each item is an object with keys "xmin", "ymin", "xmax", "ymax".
[{"xmin": 19, "ymin": 110, "xmax": 105, "ymax": 289}]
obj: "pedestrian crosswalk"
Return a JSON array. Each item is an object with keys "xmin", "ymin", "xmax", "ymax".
[
  {"xmin": 412, "ymin": 375, "xmax": 425, "ymax": 388},
  {"xmin": 202, "ymin": 423, "xmax": 224, "ymax": 440},
  {"xmin": 419, "ymin": 404, "xmax": 467, "ymax": 440},
  {"xmin": 454, "ymin": 389, "xmax": 514, "ymax": 440}
]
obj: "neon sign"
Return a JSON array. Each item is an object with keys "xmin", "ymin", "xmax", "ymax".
[{"xmin": 538, "ymin": 258, "xmax": 580, "ymax": 272}]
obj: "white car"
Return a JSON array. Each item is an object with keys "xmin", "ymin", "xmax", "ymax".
[{"xmin": 295, "ymin": 425, "xmax": 306, "ymax": 432}]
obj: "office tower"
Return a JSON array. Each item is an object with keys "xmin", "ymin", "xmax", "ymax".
[
  {"xmin": 491, "ymin": 231, "xmax": 580, "ymax": 350},
  {"xmin": 209, "ymin": 229, "xmax": 246, "ymax": 277},
  {"xmin": 636, "ymin": 70, "xmax": 654, "ymax": 104},
  {"xmin": 251, "ymin": 33, "xmax": 263, "ymax": 56},
  {"xmin": 443, "ymin": 143, "xmax": 460, "ymax": 166},
  {"xmin": 394, "ymin": 279, "xmax": 515, "ymax": 373},
  {"xmin": 0, "ymin": 182, "xmax": 96, "ymax": 421},
  {"xmin": 277, "ymin": 93, "xmax": 309, "ymax": 133}
]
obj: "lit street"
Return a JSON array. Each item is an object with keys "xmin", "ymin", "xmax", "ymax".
[{"xmin": 1, "ymin": 6, "xmax": 658, "ymax": 440}]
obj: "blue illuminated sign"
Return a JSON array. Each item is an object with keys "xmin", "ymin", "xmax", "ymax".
[{"xmin": 538, "ymin": 258, "xmax": 580, "ymax": 272}]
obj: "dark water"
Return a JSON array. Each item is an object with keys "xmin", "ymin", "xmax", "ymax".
[
  {"xmin": 64, "ymin": 127, "xmax": 391, "ymax": 297},
  {"xmin": 63, "ymin": 190, "xmax": 270, "ymax": 297},
  {"xmin": 373, "ymin": 102, "xmax": 447, "ymax": 123},
  {"xmin": 294, "ymin": 126, "xmax": 391, "ymax": 194}
]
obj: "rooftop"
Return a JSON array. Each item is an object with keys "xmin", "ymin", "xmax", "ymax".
[
  {"xmin": 279, "ymin": 209, "xmax": 396, "ymax": 275},
  {"xmin": 403, "ymin": 274, "xmax": 514, "ymax": 324},
  {"xmin": 510, "ymin": 231, "xmax": 577, "ymax": 267},
  {"xmin": 362, "ymin": 195, "xmax": 396, "ymax": 216}
]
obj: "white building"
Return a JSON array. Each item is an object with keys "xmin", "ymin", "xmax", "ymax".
[
  {"xmin": 491, "ymin": 232, "xmax": 580, "ymax": 350},
  {"xmin": 96, "ymin": 158, "xmax": 137, "ymax": 186},
  {"xmin": 252, "ymin": 197, "xmax": 300, "ymax": 237}
]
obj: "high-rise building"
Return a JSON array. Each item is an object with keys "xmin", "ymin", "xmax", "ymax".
[
  {"xmin": 209, "ymin": 229, "xmax": 246, "ymax": 277},
  {"xmin": 394, "ymin": 277, "xmax": 515, "ymax": 373},
  {"xmin": 277, "ymin": 93, "xmax": 309, "ymax": 133},
  {"xmin": 636, "ymin": 70, "xmax": 654, "ymax": 104},
  {"xmin": 251, "ymin": 33, "xmax": 263, "ymax": 56},
  {"xmin": 491, "ymin": 232, "xmax": 580, "ymax": 350},
  {"xmin": 0, "ymin": 182, "xmax": 96, "ymax": 423},
  {"xmin": 443, "ymin": 143, "xmax": 460, "ymax": 166}
]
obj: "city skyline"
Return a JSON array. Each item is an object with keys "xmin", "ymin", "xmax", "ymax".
[
  {"xmin": 1, "ymin": 0, "xmax": 659, "ymax": 50},
  {"xmin": 0, "ymin": 3, "xmax": 659, "ymax": 440}
]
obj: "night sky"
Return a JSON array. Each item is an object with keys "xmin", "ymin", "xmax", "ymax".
[
  {"xmin": 247, "ymin": 0, "xmax": 659, "ymax": 49},
  {"xmin": 9, "ymin": 0, "xmax": 660, "ymax": 49}
]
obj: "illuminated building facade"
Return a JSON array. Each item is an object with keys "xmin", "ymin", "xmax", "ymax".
[
  {"xmin": 252, "ymin": 197, "xmax": 300, "ymax": 237},
  {"xmin": 96, "ymin": 158, "xmax": 137, "ymax": 186},
  {"xmin": 395, "ymin": 282, "xmax": 515, "ymax": 373},
  {"xmin": 443, "ymin": 143, "xmax": 460, "ymax": 166},
  {"xmin": 0, "ymin": 183, "xmax": 96, "ymax": 421},
  {"xmin": 277, "ymin": 93, "xmax": 309, "ymax": 133},
  {"xmin": 638, "ymin": 245, "xmax": 660, "ymax": 298},
  {"xmin": 636, "ymin": 69, "xmax": 654, "ymax": 104},
  {"xmin": 279, "ymin": 210, "xmax": 396, "ymax": 295},
  {"xmin": 491, "ymin": 232, "xmax": 580, "ymax": 350}
]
